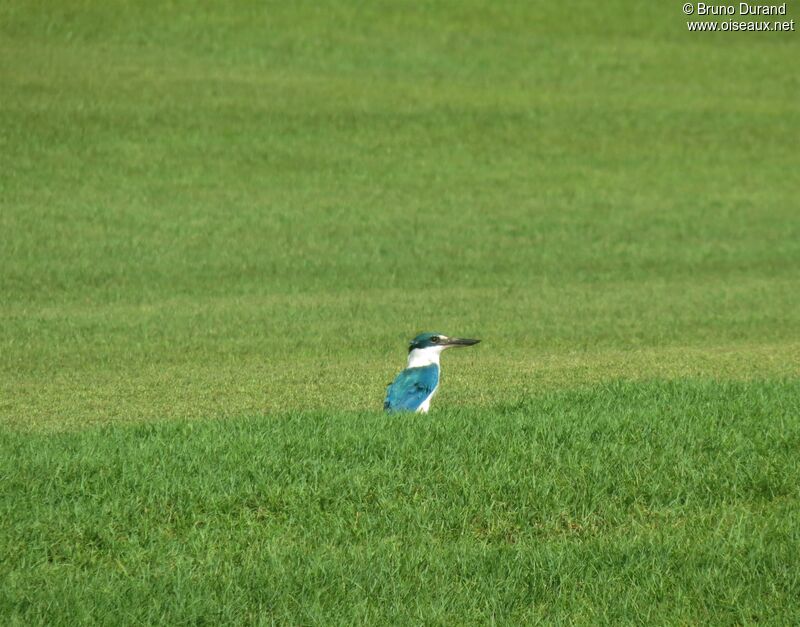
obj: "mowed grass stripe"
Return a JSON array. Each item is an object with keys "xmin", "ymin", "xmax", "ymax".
[
  {"xmin": 2, "ymin": 342, "xmax": 798, "ymax": 432},
  {"xmin": 3, "ymin": 273, "xmax": 798, "ymax": 430}
]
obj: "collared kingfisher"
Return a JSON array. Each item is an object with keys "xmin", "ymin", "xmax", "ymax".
[{"xmin": 384, "ymin": 332, "xmax": 480, "ymax": 413}]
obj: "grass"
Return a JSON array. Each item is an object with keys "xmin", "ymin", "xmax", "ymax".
[
  {"xmin": 1, "ymin": 0, "xmax": 799, "ymax": 622},
  {"xmin": 3, "ymin": 381, "xmax": 799, "ymax": 624}
]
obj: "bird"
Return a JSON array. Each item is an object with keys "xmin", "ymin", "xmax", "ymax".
[{"xmin": 384, "ymin": 332, "xmax": 480, "ymax": 413}]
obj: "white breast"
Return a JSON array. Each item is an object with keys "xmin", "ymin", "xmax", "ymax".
[
  {"xmin": 417, "ymin": 386, "xmax": 439, "ymax": 413},
  {"xmin": 406, "ymin": 346, "xmax": 444, "ymax": 413}
]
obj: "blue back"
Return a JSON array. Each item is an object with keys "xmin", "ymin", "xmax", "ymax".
[{"xmin": 384, "ymin": 364, "xmax": 440, "ymax": 413}]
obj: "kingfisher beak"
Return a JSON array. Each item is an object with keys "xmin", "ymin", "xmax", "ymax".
[{"xmin": 444, "ymin": 337, "xmax": 481, "ymax": 347}]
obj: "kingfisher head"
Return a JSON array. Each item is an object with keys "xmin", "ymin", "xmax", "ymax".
[
  {"xmin": 409, "ymin": 332, "xmax": 481, "ymax": 352},
  {"xmin": 406, "ymin": 331, "xmax": 480, "ymax": 366}
]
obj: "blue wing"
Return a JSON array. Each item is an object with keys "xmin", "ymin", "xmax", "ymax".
[{"xmin": 384, "ymin": 365, "xmax": 439, "ymax": 413}]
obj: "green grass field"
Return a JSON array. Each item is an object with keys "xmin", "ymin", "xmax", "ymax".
[{"xmin": 2, "ymin": 0, "xmax": 799, "ymax": 623}]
